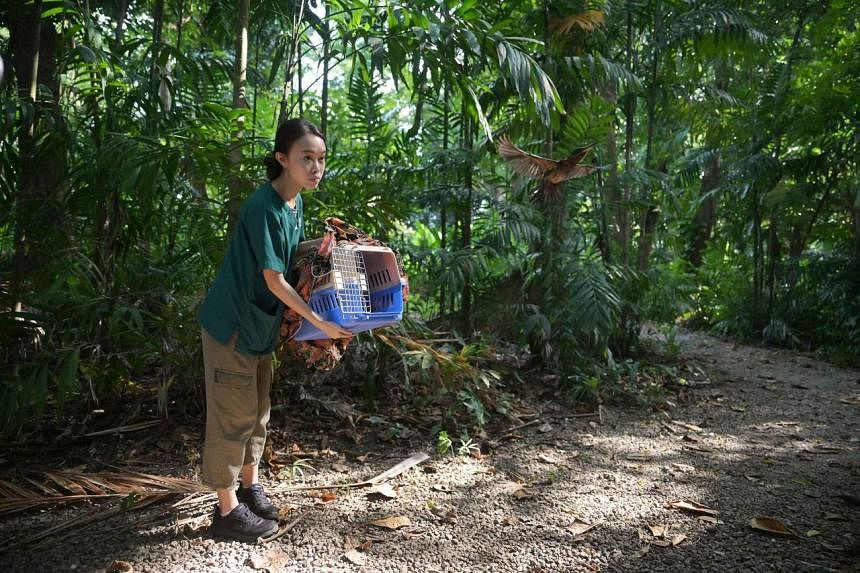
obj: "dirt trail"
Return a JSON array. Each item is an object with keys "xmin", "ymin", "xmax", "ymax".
[{"xmin": 1, "ymin": 332, "xmax": 858, "ymax": 572}]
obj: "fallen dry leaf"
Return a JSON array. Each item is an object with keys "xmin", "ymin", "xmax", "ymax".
[
  {"xmin": 670, "ymin": 463, "xmax": 695, "ymax": 473},
  {"xmin": 248, "ymin": 554, "xmax": 268, "ymax": 570},
  {"xmin": 538, "ymin": 453, "xmax": 559, "ymax": 464},
  {"xmin": 266, "ymin": 549, "xmax": 289, "ymax": 570},
  {"xmin": 672, "ymin": 420, "xmax": 703, "ymax": 433},
  {"xmin": 671, "ymin": 534, "xmax": 687, "ymax": 546},
  {"xmin": 343, "ymin": 549, "xmax": 366, "ymax": 565},
  {"xmin": 538, "ymin": 423, "xmax": 553, "ymax": 433},
  {"xmin": 331, "ymin": 462, "xmax": 349, "ymax": 473},
  {"xmin": 698, "ymin": 515, "xmax": 718, "ymax": 524},
  {"xmin": 649, "ymin": 524, "xmax": 669, "ymax": 537},
  {"xmin": 568, "ymin": 519, "xmax": 597, "ymax": 537},
  {"xmin": 367, "ymin": 484, "xmax": 397, "ymax": 499},
  {"xmin": 513, "ymin": 488, "xmax": 535, "ymax": 500},
  {"xmin": 370, "ymin": 515, "xmax": 411, "ymax": 530},
  {"xmin": 320, "ymin": 491, "xmax": 337, "ymax": 503},
  {"xmin": 400, "ymin": 530, "xmax": 424, "ymax": 540},
  {"xmin": 651, "ymin": 539, "xmax": 672, "ymax": 547},
  {"xmin": 840, "ymin": 395, "xmax": 860, "ymax": 405},
  {"xmin": 683, "ymin": 444, "xmax": 714, "ymax": 453},
  {"xmin": 107, "ymin": 562, "xmax": 133, "ymax": 573},
  {"xmin": 343, "ymin": 535, "xmax": 359, "ymax": 551},
  {"xmin": 749, "ymin": 516, "xmax": 794, "ymax": 536},
  {"xmin": 802, "ymin": 446, "xmax": 842, "ymax": 454},
  {"xmin": 429, "ymin": 507, "xmax": 458, "ymax": 523},
  {"xmin": 502, "ymin": 516, "xmax": 520, "ymax": 526},
  {"xmin": 667, "ymin": 500, "xmax": 719, "ymax": 517},
  {"xmin": 744, "ymin": 474, "xmax": 763, "ymax": 482}
]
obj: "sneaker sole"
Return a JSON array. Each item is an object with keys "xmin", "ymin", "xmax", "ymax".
[{"xmin": 211, "ymin": 522, "xmax": 279, "ymax": 543}]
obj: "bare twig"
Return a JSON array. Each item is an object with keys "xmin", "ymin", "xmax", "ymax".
[
  {"xmin": 570, "ymin": 411, "xmax": 600, "ymax": 419},
  {"xmin": 503, "ymin": 419, "xmax": 541, "ymax": 433},
  {"xmin": 82, "ymin": 419, "xmax": 162, "ymax": 437},
  {"xmin": 273, "ymin": 452, "xmax": 430, "ymax": 493},
  {"xmin": 262, "ymin": 511, "xmax": 308, "ymax": 544}
]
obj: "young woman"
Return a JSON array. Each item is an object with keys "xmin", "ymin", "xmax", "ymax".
[{"xmin": 198, "ymin": 118, "xmax": 351, "ymax": 541}]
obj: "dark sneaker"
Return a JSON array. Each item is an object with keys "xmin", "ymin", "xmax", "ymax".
[
  {"xmin": 237, "ymin": 483, "xmax": 280, "ymax": 521},
  {"xmin": 211, "ymin": 503, "xmax": 278, "ymax": 541}
]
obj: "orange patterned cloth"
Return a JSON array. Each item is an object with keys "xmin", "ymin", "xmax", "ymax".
[{"xmin": 277, "ymin": 217, "xmax": 409, "ymax": 371}]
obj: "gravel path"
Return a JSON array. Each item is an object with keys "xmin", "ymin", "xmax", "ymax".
[{"xmin": 1, "ymin": 332, "xmax": 858, "ymax": 572}]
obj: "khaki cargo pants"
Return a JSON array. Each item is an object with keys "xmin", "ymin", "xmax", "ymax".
[{"xmin": 201, "ymin": 328, "xmax": 272, "ymax": 490}]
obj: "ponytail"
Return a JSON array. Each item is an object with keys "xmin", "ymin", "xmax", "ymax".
[{"xmin": 263, "ymin": 152, "xmax": 282, "ymax": 180}]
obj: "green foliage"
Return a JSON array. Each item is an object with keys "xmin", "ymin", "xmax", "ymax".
[
  {"xmin": 436, "ymin": 430, "xmax": 452, "ymax": 455},
  {"xmin": 1, "ymin": 0, "xmax": 857, "ymax": 435}
]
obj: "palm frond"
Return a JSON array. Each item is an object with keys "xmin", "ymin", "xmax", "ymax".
[
  {"xmin": 670, "ymin": 7, "xmax": 768, "ymax": 48},
  {"xmin": 551, "ymin": 10, "xmax": 606, "ymax": 36},
  {"xmin": 564, "ymin": 259, "xmax": 621, "ymax": 339},
  {"xmin": 565, "ymin": 55, "xmax": 643, "ymax": 93},
  {"xmin": 496, "ymin": 40, "xmax": 564, "ymax": 126},
  {"xmin": 0, "ymin": 470, "xmax": 207, "ymax": 516}
]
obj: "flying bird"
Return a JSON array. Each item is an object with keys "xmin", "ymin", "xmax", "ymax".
[{"xmin": 498, "ymin": 136, "xmax": 597, "ymax": 202}]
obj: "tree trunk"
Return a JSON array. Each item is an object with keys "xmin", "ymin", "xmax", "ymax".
[
  {"xmin": 853, "ymin": 187, "xmax": 860, "ymax": 263},
  {"xmin": 636, "ymin": 1, "xmax": 662, "ymax": 272},
  {"xmin": 227, "ymin": 0, "xmax": 250, "ymax": 230},
  {"xmin": 636, "ymin": 204, "xmax": 660, "ymax": 271},
  {"xmin": 685, "ymin": 55, "xmax": 726, "ymax": 268},
  {"xmin": 461, "ymin": 108, "xmax": 473, "ymax": 336},
  {"xmin": 113, "ymin": 0, "xmax": 129, "ymax": 50},
  {"xmin": 150, "ymin": 0, "xmax": 164, "ymax": 87},
  {"xmin": 321, "ymin": 3, "xmax": 330, "ymax": 135},
  {"xmin": 9, "ymin": 0, "xmax": 63, "ymax": 299},
  {"xmin": 685, "ymin": 152, "xmax": 719, "ymax": 267},
  {"xmin": 752, "ymin": 183, "xmax": 764, "ymax": 331},
  {"xmin": 766, "ymin": 220, "xmax": 780, "ymax": 321},
  {"xmin": 438, "ymin": 75, "xmax": 450, "ymax": 317},
  {"xmin": 297, "ymin": 42, "xmax": 304, "ymax": 117},
  {"xmin": 603, "ymin": 83, "xmax": 621, "ymax": 264},
  {"xmin": 278, "ymin": 0, "xmax": 306, "ymax": 126},
  {"xmin": 621, "ymin": 5, "xmax": 635, "ymax": 265}
]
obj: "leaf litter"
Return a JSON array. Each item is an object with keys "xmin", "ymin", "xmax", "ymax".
[
  {"xmin": 568, "ymin": 519, "xmax": 598, "ymax": 537},
  {"xmin": 667, "ymin": 500, "xmax": 719, "ymax": 517},
  {"xmin": 369, "ymin": 515, "xmax": 412, "ymax": 530},
  {"xmin": 749, "ymin": 516, "xmax": 794, "ymax": 536}
]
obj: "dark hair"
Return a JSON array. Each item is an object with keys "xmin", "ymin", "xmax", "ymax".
[{"xmin": 263, "ymin": 118, "xmax": 326, "ymax": 180}]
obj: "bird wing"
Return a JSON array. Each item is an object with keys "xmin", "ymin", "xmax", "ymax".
[
  {"xmin": 564, "ymin": 164, "xmax": 598, "ymax": 179},
  {"xmin": 498, "ymin": 136, "xmax": 559, "ymax": 180}
]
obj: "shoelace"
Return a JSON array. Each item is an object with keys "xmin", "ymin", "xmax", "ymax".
[
  {"xmin": 229, "ymin": 503, "xmax": 266, "ymax": 525},
  {"xmin": 246, "ymin": 485, "xmax": 271, "ymax": 508}
]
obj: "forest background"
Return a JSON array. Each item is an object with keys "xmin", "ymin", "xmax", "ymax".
[{"xmin": 0, "ymin": 0, "xmax": 857, "ymax": 437}]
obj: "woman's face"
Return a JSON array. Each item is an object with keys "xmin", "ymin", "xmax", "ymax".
[{"xmin": 276, "ymin": 134, "xmax": 326, "ymax": 189}]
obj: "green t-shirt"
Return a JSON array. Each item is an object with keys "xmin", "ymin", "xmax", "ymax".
[{"xmin": 199, "ymin": 181, "xmax": 305, "ymax": 355}]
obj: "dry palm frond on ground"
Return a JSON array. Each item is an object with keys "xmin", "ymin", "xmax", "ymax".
[{"xmin": 0, "ymin": 469, "xmax": 207, "ymax": 516}]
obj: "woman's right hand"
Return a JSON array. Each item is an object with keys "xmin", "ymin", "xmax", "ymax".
[{"xmin": 317, "ymin": 320, "xmax": 353, "ymax": 339}]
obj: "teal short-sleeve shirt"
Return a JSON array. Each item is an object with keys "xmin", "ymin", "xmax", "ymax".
[{"xmin": 199, "ymin": 181, "xmax": 305, "ymax": 355}]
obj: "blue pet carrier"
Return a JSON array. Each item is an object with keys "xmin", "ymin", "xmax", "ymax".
[{"xmin": 292, "ymin": 244, "xmax": 404, "ymax": 340}]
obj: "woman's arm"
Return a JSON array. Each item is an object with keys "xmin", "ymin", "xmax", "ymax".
[{"xmin": 263, "ymin": 269, "xmax": 352, "ymax": 339}]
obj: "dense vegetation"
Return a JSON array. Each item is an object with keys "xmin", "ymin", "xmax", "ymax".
[{"xmin": 1, "ymin": 0, "xmax": 857, "ymax": 435}]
